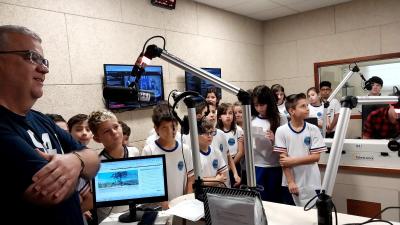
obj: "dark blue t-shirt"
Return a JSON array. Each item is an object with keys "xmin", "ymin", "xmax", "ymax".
[{"xmin": 0, "ymin": 105, "xmax": 86, "ymax": 225}]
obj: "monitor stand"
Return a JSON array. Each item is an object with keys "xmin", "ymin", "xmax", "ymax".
[{"xmin": 118, "ymin": 203, "xmax": 144, "ymax": 223}]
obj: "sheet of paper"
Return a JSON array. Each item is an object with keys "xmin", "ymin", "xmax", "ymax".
[{"xmin": 165, "ymin": 199, "xmax": 205, "ymax": 221}]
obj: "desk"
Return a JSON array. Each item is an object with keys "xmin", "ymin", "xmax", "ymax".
[
  {"xmin": 99, "ymin": 210, "xmax": 170, "ymax": 225},
  {"xmin": 101, "ymin": 194, "xmax": 400, "ymax": 225},
  {"xmin": 263, "ymin": 201, "xmax": 399, "ymax": 225}
]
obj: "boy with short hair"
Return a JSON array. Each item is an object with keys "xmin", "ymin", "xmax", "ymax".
[
  {"xmin": 274, "ymin": 93, "xmax": 327, "ymax": 206},
  {"xmin": 88, "ymin": 110, "xmax": 140, "ymax": 223},
  {"xmin": 88, "ymin": 110, "xmax": 139, "ymax": 160},
  {"xmin": 67, "ymin": 114, "xmax": 93, "ymax": 146},
  {"xmin": 118, "ymin": 120, "xmax": 140, "ymax": 155},
  {"xmin": 145, "ymin": 101, "xmax": 181, "ymax": 146},
  {"xmin": 118, "ymin": 120, "xmax": 131, "ymax": 146},
  {"xmin": 198, "ymin": 119, "xmax": 228, "ymax": 186},
  {"xmin": 183, "ymin": 102, "xmax": 240, "ymax": 187},
  {"xmin": 319, "ymin": 81, "xmax": 340, "ymax": 138},
  {"xmin": 67, "ymin": 113, "xmax": 94, "ymax": 223},
  {"xmin": 142, "ymin": 103, "xmax": 194, "ymax": 204},
  {"xmin": 46, "ymin": 113, "xmax": 69, "ymax": 131}
]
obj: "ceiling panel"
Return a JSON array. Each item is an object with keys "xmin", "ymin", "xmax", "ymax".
[
  {"xmin": 287, "ymin": 0, "xmax": 351, "ymax": 12},
  {"xmin": 227, "ymin": 0, "xmax": 280, "ymax": 16},
  {"xmin": 252, "ymin": 6, "xmax": 298, "ymax": 21},
  {"xmin": 193, "ymin": 0, "xmax": 352, "ymax": 21}
]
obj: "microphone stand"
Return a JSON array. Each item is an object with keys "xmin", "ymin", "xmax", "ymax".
[
  {"xmin": 317, "ymin": 95, "xmax": 399, "ymax": 225},
  {"xmin": 183, "ymin": 96, "xmax": 204, "ymax": 200},
  {"xmin": 145, "ymin": 45, "xmax": 257, "ymax": 191},
  {"xmin": 321, "ymin": 65, "xmax": 359, "ymax": 137}
]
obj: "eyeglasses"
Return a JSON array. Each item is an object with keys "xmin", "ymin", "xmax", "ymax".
[
  {"xmin": 201, "ymin": 130, "xmax": 216, "ymax": 136},
  {"xmin": 320, "ymin": 88, "xmax": 331, "ymax": 91},
  {"xmin": 0, "ymin": 50, "xmax": 49, "ymax": 68}
]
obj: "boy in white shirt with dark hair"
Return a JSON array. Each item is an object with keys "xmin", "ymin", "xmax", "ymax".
[
  {"xmin": 197, "ymin": 119, "xmax": 228, "ymax": 186},
  {"xmin": 274, "ymin": 93, "xmax": 327, "ymax": 206},
  {"xmin": 183, "ymin": 102, "xmax": 240, "ymax": 187},
  {"xmin": 142, "ymin": 102, "xmax": 194, "ymax": 205},
  {"xmin": 319, "ymin": 81, "xmax": 341, "ymax": 138}
]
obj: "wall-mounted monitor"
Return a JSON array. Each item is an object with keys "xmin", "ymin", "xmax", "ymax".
[
  {"xmin": 103, "ymin": 64, "xmax": 164, "ymax": 111},
  {"xmin": 185, "ymin": 68, "xmax": 222, "ymax": 99}
]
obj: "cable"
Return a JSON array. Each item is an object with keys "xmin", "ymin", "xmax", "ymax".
[
  {"xmin": 342, "ymin": 206, "xmax": 399, "ymax": 225},
  {"xmin": 141, "ymin": 35, "xmax": 166, "ymax": 53},
  {"xmin": 167, "ymin": 89, "xmax": 177, "ymax": 119},
  {"xmin": 304, "ymin": 193, "xmax": 338, "ymax": 225},
  {"xmin": 168, "ymin": 89, "xmax": 190, "ymax": 194},
  {"xmin": 180, "ymin": 133, "xmax": 189, "ymax": 194}
]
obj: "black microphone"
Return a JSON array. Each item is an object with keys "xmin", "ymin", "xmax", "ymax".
[{"xmin": 103, "ymin": 86, "xmax": 155, "ymax": 102}]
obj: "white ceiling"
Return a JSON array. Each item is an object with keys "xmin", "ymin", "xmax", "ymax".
[{"xmin": 193, "ymin": 0, "xmax": 352, "ymax": 21}]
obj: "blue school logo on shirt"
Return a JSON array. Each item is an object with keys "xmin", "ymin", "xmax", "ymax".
[
  {"xmin": 284, "ymin": 110, "xmax": 289, "ymax": 116},
  {"xmin": 219, "ymin": 144, "xmax": 223, "ymax": 152},
  {"xmin": 317, "ymin": 112, "xmax": 322, "ymax": 118},
  {"xmin": 228, "ymin": 138, "xmax": 236, "ymax": 146},
  {"xmin": 177, "ymin": 161, "xmax": 184, "ymax": 171},
  {"xmin": 304, "ymin": 136, "xmax": 311, "ymax": 147},
  {"xmin": 212, "ymin": 159, "xmax": 218, "ymax": 169}
]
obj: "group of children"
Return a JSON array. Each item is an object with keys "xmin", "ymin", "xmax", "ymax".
[{"xmin": 47, "ymin": 80, "xmax": 337, "ymax": 223}]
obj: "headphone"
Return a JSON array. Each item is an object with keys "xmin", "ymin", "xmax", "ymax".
[
  {"xmin": 361, "ymin": 75, "xmax": 384, "ymax": 91},
  {"xmin": 359, "ymin": 73, "xmax": 373, "ymax": 91},
  {"xmin": 364, "ymin": 79, "xmax": 372, "ymax": 91},
  {"xmin": 169, "ymin": 90, "xmax": 210, "ymax": 135}
]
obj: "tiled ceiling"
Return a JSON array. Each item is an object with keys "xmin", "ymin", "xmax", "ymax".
[{"xmin": 194, "ymin": 0, "xmax": 352, "ymax": 21}]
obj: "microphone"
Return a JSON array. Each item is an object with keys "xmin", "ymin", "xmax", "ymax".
[
  {"xmin": 103, "ymin": 86, "xmax": 155, "ymax": 102},
  {"xmin": 131, "ymin": 44, "xmax": 163, "ymax": 81}
]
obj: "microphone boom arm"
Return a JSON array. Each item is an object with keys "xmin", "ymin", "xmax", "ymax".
[
  {"xmin": 322, "ymin": 65, "xmax": 359, "ymax": 137},
  {"xmin": 149, "ymin": 45, "xmax": 257, "ymax": 188}
]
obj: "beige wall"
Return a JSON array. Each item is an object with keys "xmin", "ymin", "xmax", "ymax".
[
  {"xmin": 263, "ymin": 0, "xmax": 400, "ymax": 95},
  {"xmin": 0, "ymin": 0, "xmax": 264, "ymax": 149}
]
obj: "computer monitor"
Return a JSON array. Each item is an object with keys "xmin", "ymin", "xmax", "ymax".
[
  {"xmin": 103, "ymin": 64, "xmax": 164, "ymax": 111},
  {"xmin": 185, "ymin": 67, "xmax": 222, "ymax": 99},
  {"xmin": 92, "ymin": 155, "xmax": 168, "ymax": 223}
]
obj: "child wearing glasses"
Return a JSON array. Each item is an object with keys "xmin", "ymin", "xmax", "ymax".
[
  {"xmin": 188, "ymin": 101, "xmax": 239, "ymax": 187},
  {"xmin": 198, "ymin": 119, "xmax": 228, "ymax": 187},
  {"xmin": 142, "ymin": 102, "xmax": 194, "ymax": 205}
]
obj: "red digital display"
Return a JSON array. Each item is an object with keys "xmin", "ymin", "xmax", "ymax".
[{"xmin": 151, "ymin": 0, "xmax": 176, "ymax": 10}]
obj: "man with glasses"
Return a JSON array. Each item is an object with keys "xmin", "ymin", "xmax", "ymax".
[
  {"xmin": 0, "ymin": 25, "xmax": 100, "ymax": 225},
  {"xmin": 319, "ymin": 81, "xmax": 341, "ymax": 138}
]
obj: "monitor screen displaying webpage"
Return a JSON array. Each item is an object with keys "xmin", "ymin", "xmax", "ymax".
[{"xmin": 92, "ymin": 155, "xmax": 168, "ymax": 207}]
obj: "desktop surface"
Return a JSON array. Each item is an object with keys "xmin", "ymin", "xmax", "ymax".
[{"xmin": 102, "ymin": 194, "xmax": 400, "ymax": 225}]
